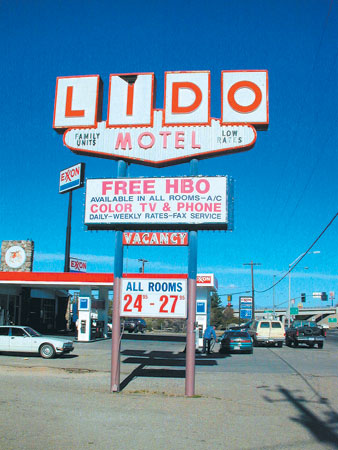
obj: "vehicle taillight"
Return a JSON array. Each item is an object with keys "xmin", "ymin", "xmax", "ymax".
[
  {"xmin": 284, "ymin": 332, "xmax": 286, "ymax": 336},
  {"xmin": 324, "ymin": 331, "xmax": 326, "ymax": 337},
  {"xmin": 296, "ymin": 330, "xmax": 299, "ymax": 336}
]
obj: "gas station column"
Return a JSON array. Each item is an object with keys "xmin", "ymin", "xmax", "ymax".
[{"xmin": 99, "ymin": 287, "xmax": 110, "ymax": 337}]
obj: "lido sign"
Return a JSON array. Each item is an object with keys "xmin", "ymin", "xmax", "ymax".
[{"xmin": 53, "ymin": 70, "xmax": 268, "ymax": 167}]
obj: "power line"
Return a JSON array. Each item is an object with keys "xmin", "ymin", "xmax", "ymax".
[
  {"xmin": 256, "ymin": 210, "xmax": 338, "ymax": 293},
  {"xmin": 264, "ymin": 0, "xmax": 335, "ymax": 232},
  {"xmin": 218, "ymin": 209, "xmax": 338, "ymax": 299}
]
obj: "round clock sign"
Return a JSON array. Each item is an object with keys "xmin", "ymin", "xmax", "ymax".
[{"xmin": 5, "ymin": 245, "xmax": 26, "ymax": 269}]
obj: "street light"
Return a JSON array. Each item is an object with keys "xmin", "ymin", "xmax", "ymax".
[
  {"xmin": 138, "ymin": 258, "xmax": 148, "ymax": 273},
  {"xmin": 287, "ymin": 251, "xmax": 320, "ymax": 326}
]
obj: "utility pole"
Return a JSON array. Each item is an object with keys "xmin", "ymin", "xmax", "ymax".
[
  {"xmin": 138, "ymin": 258, "xmax": 148, "ymax": 273},
  {"xmin": 243, "ymin": 261, "xmax": 261, "ymax": 319}
]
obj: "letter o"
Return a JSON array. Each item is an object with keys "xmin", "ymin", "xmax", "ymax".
[
  {"xmin": 196, "ymin": 179, "xmax": 210, "ymax": 194},
  {"xmin": 138, "ymin": 132, "xmax": 155, "ymax": 149},
  {"xmin": 228, "ymin": 81, "xmax": 262, "ymax": 113}
]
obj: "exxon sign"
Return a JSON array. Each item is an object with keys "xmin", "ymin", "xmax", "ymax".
[
  {"xmin": 59, "ymin": 163, "xmax": 85, "ymax": 193},
  {"xmin": 53, "ymin": 71, "xmax": 268, "ymax": 167}
]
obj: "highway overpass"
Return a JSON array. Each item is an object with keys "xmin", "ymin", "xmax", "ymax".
[{"xmin": 233, "ymin": 306, "xmax": 338, "ymax": 327}]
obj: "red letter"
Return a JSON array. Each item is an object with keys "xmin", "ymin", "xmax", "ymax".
[
  {"xmin": 172, "ymin": 82, "xmax": 202, "ymax": 114},
  {"xmin": 228, "ymin": 81, "xmax": 262, "ymax": 113},
  {"xmin": 65, "ymin": 86, "xmax": 85, "ymax": 117},
  {"xmin": 126, "ymin": 83, "xmax": 135, "ymax": 116}
]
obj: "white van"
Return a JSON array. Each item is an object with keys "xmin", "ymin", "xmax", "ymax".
[{"xmin": 249, "ymin": 320, "xmax": 285, "ymax": 347}]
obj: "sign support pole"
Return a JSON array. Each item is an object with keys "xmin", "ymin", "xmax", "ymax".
[
  {"xmin": 185, "ymin": 158, "xmax": 198, "ymax": 397},
  {"xmin": 110, "ymin": 160, "xmax": 127, "ymax": 393},
  {"xmin": 64, "ymin": 190, "xmax": 72, "ymax": 272}
]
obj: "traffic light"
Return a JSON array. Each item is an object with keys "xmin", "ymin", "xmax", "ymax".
[
  {"xmin": 301, "ymin": 293, "xmax": 306, "ymax": 302},
  {"xmin": 321, "ymin": 292, "xmax": 328, "ymax": 301},
  {"xmin": 227, "ymin": 295, "xmax": 232, "ymax": 307}
]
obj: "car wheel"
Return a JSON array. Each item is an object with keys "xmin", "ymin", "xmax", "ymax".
[
  {"xmin": 318, "ymin": 342, "xmax": 324, "ymax": 349},
  {"xmin": 277, "ymin": 342, "xmax": 283, "ymax": 348},
  {"xmin": 293, "ymin": 341, "xmax": 299, "ymax": 347},
  {"xmin": 40, "ymin": 344, "xmax": 55, "ymax": 359},
  {"xmin": 285, "ymin": 338, "xmax": 291, "ymax": 347}
]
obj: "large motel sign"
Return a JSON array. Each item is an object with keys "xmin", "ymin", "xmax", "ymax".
[{"xmin": 54, "ymin": 70, "xmax": 269, "ymax": 395}]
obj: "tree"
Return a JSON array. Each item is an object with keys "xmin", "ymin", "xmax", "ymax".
[{"xmin": 210, "ymin": 292, "xmax": 228, "ymax": 329}]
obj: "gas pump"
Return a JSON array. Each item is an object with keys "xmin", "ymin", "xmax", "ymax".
[
  {"xmin": 77, "ymin": 297, "xmax": 91, "ymax": 342},
  {"xmin": 196, "ymin": 300, "xmax": 211, "ymax": 349},
  {"xmin": 195, "ymin": 274, "xmax": 217, "ymax": 348}
]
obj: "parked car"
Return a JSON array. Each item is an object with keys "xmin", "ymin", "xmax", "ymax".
[
  {"xmin": 248, "ymin": 319, "xmax": 285, "ymax": 347},
  {"xmin": 219, "ymin": 330, "xmax": 253, "ymax": 354},
  {"xmin": 285, "ymin": 320, "xmax": 326, "ymax": 348},
  {"xmin": 122, "ymin": 318, "xmax": 146, "ymax": 333},
  {"xmin": 0, "ymin": 326, "xmax": 74, "ymax": 359}
]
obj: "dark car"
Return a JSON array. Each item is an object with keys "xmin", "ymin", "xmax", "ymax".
[
  {"xmin": 219, "ymin": 330, "xmax": 253, "ymax": 354},
  {"xmin": 122, "ymin": 318, "xmax": 146, "ymax": 333},
  {"xmin": 285, "ymin": 320, "xmax": 326, "ymax": 348}
]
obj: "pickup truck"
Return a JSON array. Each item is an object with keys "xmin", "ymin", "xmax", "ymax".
[{"xmin": 285, "ymin": 320, "xmax": 326, "ymax": 349}]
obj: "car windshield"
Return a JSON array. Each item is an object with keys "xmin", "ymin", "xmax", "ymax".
[{"xmin": 24, "ymin": 327, "xmax": 41, "ymax": 337}]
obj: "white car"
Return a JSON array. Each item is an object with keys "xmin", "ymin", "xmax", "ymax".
[{"xmin": 0, "ymin": 326, "xmax": 74, "ymax": 359}]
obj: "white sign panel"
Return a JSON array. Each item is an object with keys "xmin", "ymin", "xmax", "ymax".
[
  {"xmin": 222, "ymin": 71, "xmax": 268, "ymax": 125},
  {"xmin": 85, "ymin": 176, "xmax": 231, "ymax": 230},
  {"xmin": 121, "ymin": 277, "xmax": 187, "ymax": 318},
  {"xmin": 64, "ymin": 112, "xmax": 255, "ymax": 167},
  {"xmin": 53, "ymin": 76, "xmax": 102, "ymax": 129}
]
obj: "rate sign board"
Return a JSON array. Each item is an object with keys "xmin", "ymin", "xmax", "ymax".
[
  {"xmin": 85, "ymin": 176, "xmax": 232, "ymax": 231},
  {"xmin": 239, "ymin": 296, "xmax": 253, "ymax": 319},
  {"xmin": 121, "ymin": 276, "xmax": 187, "ymax": 318},
  {"xmin": 53, "ymin": 70, "xmax": 268, "ymax": 167}
]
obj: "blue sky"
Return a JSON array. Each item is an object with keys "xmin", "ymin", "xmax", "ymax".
[{"xmin": 0, "ymin": 0, "xmax": 337, "ymax": 309}]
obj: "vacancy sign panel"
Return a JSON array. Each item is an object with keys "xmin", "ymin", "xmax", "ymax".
[
  {"xmin": 123, "ymin": 232, "xmax": 188, "ymax": 246},
  {"xmin": 85, "ymin": 176, "xmax": 231, "ymax": 231},
  {"xmin": 121, "ymin": 277, "xmax": 187, "ymax": 318}
]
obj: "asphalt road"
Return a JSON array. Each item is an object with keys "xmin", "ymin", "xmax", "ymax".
[{"xmin": 0, "ymin": 330, "xmax": 337, "ymax": 450}]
